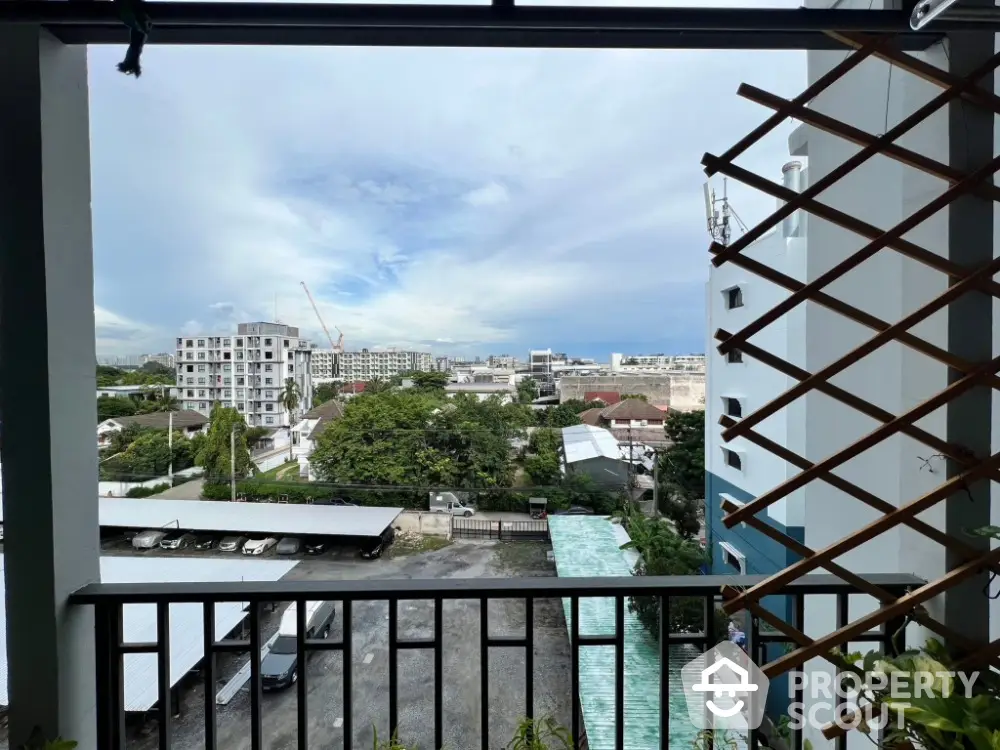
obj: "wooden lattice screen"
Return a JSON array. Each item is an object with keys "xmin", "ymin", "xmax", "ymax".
[{"xmin": 706, "ymin": 32, "xmax": 1000, "ymax": 681}]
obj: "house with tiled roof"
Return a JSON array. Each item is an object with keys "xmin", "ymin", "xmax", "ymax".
[
  {"xmin": 574, "ymin": 399, "xmax": 671, "ymax": 448},
  {"xmin": 290, "ymin": 399, "xmax": 345, "ymax": 479},
  {"xmin": 96, "ymin": 409, "xmax": 210, "ymax": 448}
]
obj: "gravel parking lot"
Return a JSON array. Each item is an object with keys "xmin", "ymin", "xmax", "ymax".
[{"xmin": 121, "ymin": 540, "xmax": 571, "ymax": 750}]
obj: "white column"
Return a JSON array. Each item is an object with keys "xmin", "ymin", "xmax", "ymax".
[{"xmin": 0, "ymin": 26, "xmax": 100, "ymax": 749}]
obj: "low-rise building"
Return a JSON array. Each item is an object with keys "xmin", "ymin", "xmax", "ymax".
[
  {"xmin": 444, "ymin": 382, "xmax": 516, "ymax": 404},
  {"xmin": 97, "ymin": 385, "xmax": 180, "ymax": 401},
  {"xmin": 97, "ymin": 409, "xmax": 210, "ymax": 448},
  {"xmin": 290, "ymin": 400, "xmax": 345, "ymax": 480},
  {"xmin": 578, "ymin": 400, "xmax": 672, "ymax": 448}
]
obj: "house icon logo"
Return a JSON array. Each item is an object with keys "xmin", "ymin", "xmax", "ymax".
[{"xmin": 681, "ymin": 641, "xmax": 770, "ymax": 730}]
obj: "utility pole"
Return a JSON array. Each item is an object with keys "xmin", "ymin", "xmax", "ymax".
[
  {"xmin": 652, "ymin": 451, "xmax": 660, "ymax": 519},
  {"xmin": 230, "ymin": 426, "xmax": 237, "ymax": 503}
]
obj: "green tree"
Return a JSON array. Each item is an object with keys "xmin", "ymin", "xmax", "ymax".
[
  {"xmin": 365, "ymin": 376, "xmax": 392, "ymax": 395},
  {"xmin": 620, "ymin": 393, "xmax": 648, "ymax": 401},
  {"xmin": 100, "ymin": 429, "xmax": 196, "ymax": 480},
  {"xmin": 659, "ymin": 410, "xmax": 706, "ymax": 500},
  {"xmin": 516, "ymin": 377, "xmax": 538, "ymax": 404},
  {"xmin": 407, "ymin": 370, "xmax": 449, "ymax": 393},
  {"xmin": 140, "ymin": 361, "xmax": 175, "ymax": 378},
  {"xmin": 536, "ymin": 403, "xmax": 582, "ymax": 428},
  {"xmin": 560, "ymin": 398, "xmax": 606, "ymax": 414},
  {"xmin": 313, "ymin": 382, "xmax": 339, "ymax": 406},
  {"xmin": 524, "ymin": 428, "xmax": 562, "ymax": 486},
  {"xmin": 280, "ymin": 378, "xmax": 301, "ymax": 422},
  {"xmin": 196, "ymin": 406, "xmax": 256, "ymax": 483},
  {"xmin": 97, "ymin": 395, "xmax": 139, "ymax": 421}
]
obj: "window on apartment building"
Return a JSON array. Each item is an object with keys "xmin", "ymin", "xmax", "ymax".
[
  {"xmin": 185, "ymin": 377, "xmax": 193, "ymax": 385},
  {"xmin": 197, "ymin": 365, "xmax": 205, "ymax": 372},
  {"xmin": 264, "ymin": 338, "xmax": 272, "ymax": 346},
  {"xmin": 265, "ymin": 352, "xmax": 273, "ymax": 360},
  {"xmin": 186, "ymin": 353, "xmax": 193, "ymax": 360},
  {"xmin": 265, "ymin": 403, "xmax": 274, "ymax": 412},
  {"xmin": 264, "ymin": 364, "xmax": 272, "ymax": 372},
  {"xmin": 185, "ymin": 340, "xmax": 193, "ymax": 348},
  {"xmin": 199, "ymin": 401, "xmax": 208, "ymax": 410},
  {"xmin": 287, "ymin": 352, "xmax": 293, "ymax": 360},
  {"xmin": 198, "ymin": 390, "xmax": 206, "ymax": 397},
  {"xmin": 223, "ymin": 338, "xmax": 230, "ymax": 346},
  {"xmin": 224, "ymin": 352, "xmax": 231, "ymax": 361},
  {"xmin": 197, "ymin": 353, "xmax": 205, "ymax": 360},
  {"xmin": 187, "ymin": 390, "xmax": 194, "ymax": 397},
  {"xmin": 236, "ymin": 338, "xmax": 243, "ymax": 347},
  {"xmin": 727, "ymin": 349, "xmax": 743, "ymax": 364},
  {"xmin": 265, "ymin": 390, "xmax": 274, "ymax": 398},
  {"xmin": 719, "ymin": 542, "xmax": 747, "ymax": 574},
  {"xmin": 284, "ymin": 339, "xmax": 290, "ymax": 347},
  {"xmin": 224, "ymin": 389, "xmax": 231, "ymax": 397},
  {"xmin": 197, "ymin": 377, "xmax": 205, "ymax": 385},
  {"xmin": 236, "ymin": 352, "xmax": 244, "ymax": 360},
  {"xmin": 724, "ymin": 397, "xmax": 743, "ymax": 418},
  {"xmin": 287, "ymin": 364, "xmax": 294, "ymax": 373},
  {"xmin": 223, "ymin": 365, "xmax": 231, "ymax": 372},
  {"xmin": 224, "ymin": 377, "xmax": 231, "ymax": 385},
  {"xmin": 237, "ymin": 377, "xmax": 245, "ymax": 386},
  {"xmin": 723, "ymin": 448, "xmax": 743, "ymax": 471},
  {"xmin": 196, "ymin": 339, "xmax": 205, "ymax": 347},
  {"xmin": 265, "ymin": 378, "xmax": 273, "ymax": 385},
  {"xmin": 265, "ymin": 416, "xmax": 275, "ymax": 424},
  {"xmin": 726, "ymin": 286, "xmax": 744, "ymax": 309},
  {"xmin": 186, "ymin": 365, "xmax": 193, "ymax": 372},
  {"xmin": 236, "ymin": 364, "xmax": 244, "ymax": 373},
  {"xmin": 237, "ymin": 389, "xmax": 244, "ymax": 397}
]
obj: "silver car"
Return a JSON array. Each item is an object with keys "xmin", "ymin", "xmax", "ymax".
[
  {"xmin": 132, "ymin": 530, "xmax": 167, "ymax": 550},
  {"xmin": 219, "ymin": 535, "xmax": 248, "ymax": 552}
]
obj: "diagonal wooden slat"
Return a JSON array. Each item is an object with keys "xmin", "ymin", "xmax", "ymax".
[
  {"xmin": 737, "ymin": 83, "xmax": 1000, "ymax": 203},
  {"xmin": 830, "ymin": 31, "xmax": 1000, "ymax": 115},
  {"xmin": 723, "ymin": 449, "xmax": 1000, "ymax": 617},
  {"xmin": 705, "ymin": 34, "xmax": 886, "ymax": 177},
  {"xmin": 704, "ymin": 156, "xmax": 1000, "ymax": 301},
  {"xmin": 709, "ymin": 48, "xmax": 1000, "ymax": 269},
  {"xmin": 719, "ymin": 416, "xmax": 1000, "ymax": 576},
  {"xmin": 722, "ymin": 252, "xmax": 1000, "ymax": 445},
  {"xmin": 723, "ymin": 353, "xmax": 1000, "ymax": 529},
  {"xmin": 714, "ymin": 151, "xmax": 1000, "ymax": 359},
  {"xmin": 759, "ymin": 546, "xmax": 1000, "ymax": 677},
  {"xmin": 707, "ymin": 244, "xmax": 1000, "ymax": 390}
]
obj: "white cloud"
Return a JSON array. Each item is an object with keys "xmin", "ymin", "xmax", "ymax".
[{"xmin": 88, "ymin": 0, "xmax": 804, "ymax": 357}]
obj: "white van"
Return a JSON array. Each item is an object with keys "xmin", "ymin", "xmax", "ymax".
[
  {"xmin": 261, "ymin": 601, "xmax": 335, "ymax": 690},
  {"xmin": 429, "ymin": 492, "xmax": 475, "ymax": 517}
]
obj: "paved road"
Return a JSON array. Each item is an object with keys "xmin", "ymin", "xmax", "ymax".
[
  {"xmin": 149, "ymin": 477, "xmax": 204, "ymax": 499},
  {"xmin": 129, "ymin": 542, "xmax": 571, "ymax": 750}
]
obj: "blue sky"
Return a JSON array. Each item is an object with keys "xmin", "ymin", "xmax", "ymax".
[{"xmin": 89, "ymin": 0, "xmax": 804, "ymax": 361}]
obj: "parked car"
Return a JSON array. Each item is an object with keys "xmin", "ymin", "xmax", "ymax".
[
  {"xmin": 261, "ymin": 601, "xmax": 335, "ymax": 690},
  {"xmin": 243, "ymin": 537, "xmax": 278, "ymax": 556},
  {"xmin": 360, "ymin": 528, "xmax": 395, "ymax": 560},
  {"xmin": 276, "ymin": 537, "xmax": 301, "ymax": 555},
  {"xmin": 193, "ymin": 535, "xmax": 218, "ymax": 551},
  {"xmin": 160, "ymin": 531, "xmax": 197, "ymax": 550},
  {"xmin": 305, "ymin": 539, "xmax": 330, "ymax": 555},
  {"xmin": 132, "ymin": 530, "xmax": 167, "ymax": 550},
  {"xmin": 553, "ymin": 506, "xmax": 595, "ymax": 516},
  {"xmin": 219, "ymin": 535, "xmax": 248, "ymax": 553}
]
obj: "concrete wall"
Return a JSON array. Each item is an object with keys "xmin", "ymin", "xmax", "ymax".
[
  {"xmin": 395, "ymin": 511, "xmax": 452, "ymax": 538},
  {"xmin": 559, "ymin": 374, "xmax": 706, "ymax": 408}
]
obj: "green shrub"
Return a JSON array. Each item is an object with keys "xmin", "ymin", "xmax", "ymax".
[{"xmin": 124, "ymin": 482, "xmax": 170, "ymax": 498}]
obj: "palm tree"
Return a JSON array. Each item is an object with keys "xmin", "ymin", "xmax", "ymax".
[
  {"xmin": 280, "ymin": 378, "xmax": 302, "ymax": 462},
  {"xmin": 365, "ymin": 376, "xmax": 392, "ymax": 394}
]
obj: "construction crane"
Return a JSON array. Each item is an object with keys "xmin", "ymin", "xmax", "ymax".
[{"xmin": 300, "ymin": 281, "xmax": 344, "ymax": 353}]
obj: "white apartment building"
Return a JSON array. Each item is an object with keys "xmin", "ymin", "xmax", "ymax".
[
  {"xmin": 310, "ymin": 348, "xmax": 338, "ymax": 379},
  {"xmin": 707, "ymin": 30, "xmax": 999, "ymax": 747},
  {"xmin": 175, "ymin": 321, "xmax": 313, "ymax": 427},
  {"xmin": 338, "ymin": 348, "xmax": 433, "ymax": 381},
  {"xmin": 610, "ymin": 352, "xmax": 706, "ymax": 372}
]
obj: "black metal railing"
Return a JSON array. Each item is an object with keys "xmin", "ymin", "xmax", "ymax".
[
  {"xmin": 451, "ymin": 518, "xmax": 550, "ymax": 540},
  {"xmin": 70, "ymin": 574, "xmax": 919, "ymax": 750}
]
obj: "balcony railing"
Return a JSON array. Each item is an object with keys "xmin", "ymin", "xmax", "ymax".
[{"xmin": 70, "ymin": 574, "xmax": 918, "ymax": 750}]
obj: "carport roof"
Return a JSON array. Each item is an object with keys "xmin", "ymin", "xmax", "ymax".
[
  {"xmin": 96, "ymin": 497, "xmax": 403, "ymax": 538},
  {"xmin": 0, "ymin": 554, "xmax": 298, "ymax": 711}
]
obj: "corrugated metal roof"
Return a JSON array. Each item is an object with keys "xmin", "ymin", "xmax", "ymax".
[
  {"xmin": 561, "ymin": 424, "xmax": 622, "ymax": 464},
  {"xmin": 0, "ymin": 555, "xmax": 298, "ymax": 711},
  {"xmin": 95, "ymin": 497, "xmax": 402, "ymax": 538},
  {"xmin": 547, "ymin": 516, "xmax": 701, "ymax": 750}
]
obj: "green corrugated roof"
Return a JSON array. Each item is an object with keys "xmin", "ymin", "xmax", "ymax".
[{"xmin": 548, "ymin": 516, "xmax": 701, "ymax": 750}]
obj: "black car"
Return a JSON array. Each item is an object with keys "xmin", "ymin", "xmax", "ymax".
[
  {"xmin": 193, "ymin": 535, "xmax": 217, "ymax": 551},
  {"xmin": 360, "ymin": 528, "xmax": 395, "ymax": 560},
  {"xmin": 554, "ymin": 505, "xmax": 595, "ymax": 516},
  {"xmin": 305, "ymin": 539, "xmax": 329, "ymax": 555}
]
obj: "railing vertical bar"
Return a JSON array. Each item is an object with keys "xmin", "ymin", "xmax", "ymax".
[
  {"xmin": 659, "ymin": 595, "xmax": 670, "ymax": 750},
  {"xmin": 249, "ymin": 602, "xmax": 263, "ymax": 750},
  {"xmin": 297, "ymin": 599, "xmax": 309, "ymax": 750},
  {"xmin": 835, "ymin": 593, "xmax": 849, "ymax": 750},
  {"xmin": 343, "ymin": 599, "xmax": 353, "ymax": 750},
  {"xmin": 614, "ymin": 595, "xmax": 625, "ymax": 750},
  {"xmin": 704, "ymin": 596, "xmax": 716, "ymax": 750},
  {"xmin": 95, "ymin": 602, "xmax": 125, "ymax": 750},
  {"xmin": 155, "ymin": 602, "xmax": 172, "ymax": 750},
  {"xmin": 389, "ymin": 599, "xmax": 399, "ymax": 739},
  {"xmin": 203, "ymin": 603, "xmax": 218, "ymax": 750},
  {"xmin": 434, "ymin": 597, "xmax": 444, "ymax": 750},
  {"xmin": 571, "ymin": 595, "xmax": 581, "ymax": 750},
  {"xmin": 792, "ymin": 594, "xmax": 805, "ymax": 750},
  {"xmin": 480, "ymin": 597, "xmax": 490, "ymax": 750},
  {"xmin": 747, "ymin": 613, "xmax": 760, "ymax": 750},
  {"xmin": 525, "ymin": 596, "xmax": 535, "ymax": 724}
]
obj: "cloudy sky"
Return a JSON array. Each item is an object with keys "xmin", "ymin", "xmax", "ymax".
[{"xmin": 89, "ymin": 0, "xmax": 804, "ymax": 360}]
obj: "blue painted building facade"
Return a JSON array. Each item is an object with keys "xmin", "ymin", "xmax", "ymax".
[{"xmin": 705, "ymin": 470, "xmax": 804, "ymax": 719}]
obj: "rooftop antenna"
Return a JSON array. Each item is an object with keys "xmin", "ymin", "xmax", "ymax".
[{"xmin": 703, "ymin": 178, "xmax": 733, "ymax": 246}]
